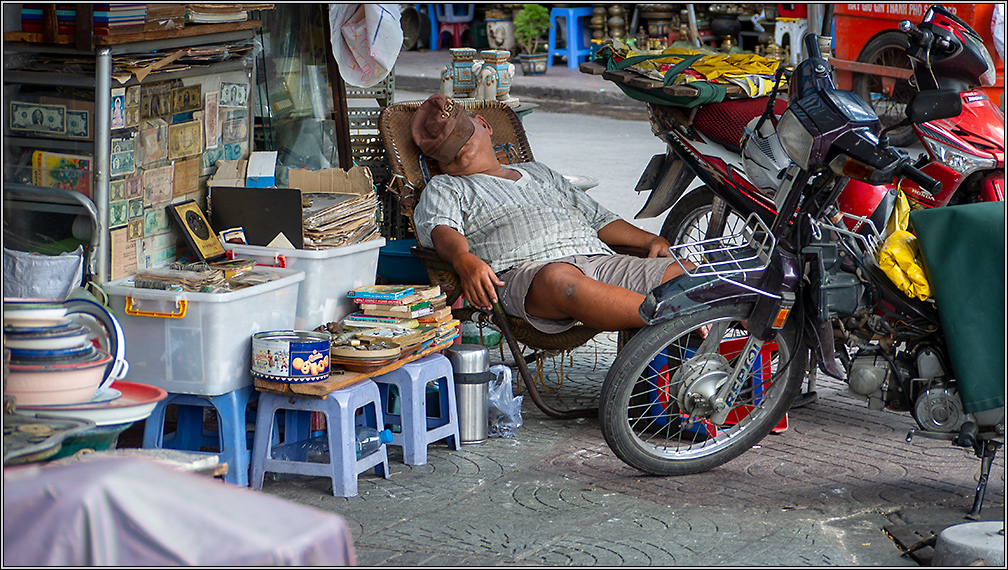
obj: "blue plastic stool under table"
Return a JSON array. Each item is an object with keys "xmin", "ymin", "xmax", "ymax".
[
  {"xmin": 249, "ymin": 379, "xmax": 389, "ymax": 498},
  {"xmin": 374, "ymin": 353, "xmax": 460, "ymax": 466},
  {"xmin": 142, "ymin": 385, "xmax": 257, "ymax": 486},
  {"xmin": 547, "ymin": 7, "xmax": 594, "ymax": 69}
]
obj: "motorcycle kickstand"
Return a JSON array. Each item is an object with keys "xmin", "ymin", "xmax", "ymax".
[
  {"xmin": 792, "ymin": 349, "xmax": 819, "ymax": 408},
  {"xmin": 967, "ymin": 439, "xmax": 1002, "ymax": 520}
]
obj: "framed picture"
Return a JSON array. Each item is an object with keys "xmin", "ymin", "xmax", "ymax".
[{"xmin": 166, "ymin": 200, "xmax": 225, "ymax": 262}]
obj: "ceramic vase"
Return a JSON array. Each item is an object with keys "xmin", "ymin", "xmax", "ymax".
[{"xmin": 486, "ymin": 17, "xmax": 517, "ymax": 52}]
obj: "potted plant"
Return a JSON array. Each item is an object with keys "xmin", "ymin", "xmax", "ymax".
[{"xmin": 513, "ymin": 4, "xmax": 550, "ymax": 75}]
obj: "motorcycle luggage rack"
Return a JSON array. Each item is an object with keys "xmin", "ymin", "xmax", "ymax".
[
  {"xmin": 813, "ymin": 212, "xmax": 884, "ymax": 257},
  {"xmin": 670, "ymin": 211, "xmax": 777, "ymax": 295}
]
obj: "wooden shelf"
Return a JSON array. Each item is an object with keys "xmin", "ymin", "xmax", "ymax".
[{"xmin": 5, "ymin": 20, "xmax": 261, "ymax": 47}]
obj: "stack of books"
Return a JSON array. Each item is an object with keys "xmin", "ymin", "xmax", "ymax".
[
  {"xmin": 94, "ymin": 4, "xmax": 147, "ymax": 35},
  {"xmin": 21, "ymin": 4, "xmax": 77, "ymax": 35},
  {"xmin": 343, "ymin": 284, "xmax": 460, "ymax": 350}
]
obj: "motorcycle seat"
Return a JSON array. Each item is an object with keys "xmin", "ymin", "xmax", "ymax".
[{"xmin": 692, "ymin": 96, "xmax": 787, "ymax": 152}]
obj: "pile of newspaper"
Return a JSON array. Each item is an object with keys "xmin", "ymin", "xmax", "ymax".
[{"xmin": 301, "ymin": 191, "xmax": 381, "ymax": 250}]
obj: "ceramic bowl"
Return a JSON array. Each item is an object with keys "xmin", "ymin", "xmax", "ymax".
[{"xmin": 5, "ymin": 350, "xmax": 113, "ymax": 406}]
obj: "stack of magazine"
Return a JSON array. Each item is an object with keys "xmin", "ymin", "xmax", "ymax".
[{"xmin": 302, "ymin": 191, "xmax": 381, "ymax": 250}]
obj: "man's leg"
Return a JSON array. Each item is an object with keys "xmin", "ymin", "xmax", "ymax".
[{"xmin": 524, "ymin": 261, "xmax": 685, "ymax": 331}]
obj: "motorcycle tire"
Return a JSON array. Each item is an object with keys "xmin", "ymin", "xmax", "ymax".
[
  {"xmin": 852, "ymin": 31, "xmax": 917, "ymax": 147},
  {"xmin": 659, "ymin": 186, "xmax": 748, "ymax": 256},
  {"xmin": 599, "ymin": 303, "xmax": 806, "ymax": 476}
]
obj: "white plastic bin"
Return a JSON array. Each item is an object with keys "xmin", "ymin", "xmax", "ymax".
[
  {"xmin": 224, "ymin": 238, "xmax": 385, "ymax": 330},
  {"xmin": 103, "ymin": 267, "xmax": 304, "ymax": 395}
]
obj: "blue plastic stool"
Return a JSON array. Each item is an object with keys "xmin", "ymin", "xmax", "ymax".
[
  {"xmin": 374, "ymin": 354, "xmax": 460, "ymax": 466},
  {"xmin": 142, "ymin": 386, "xmax": 257, "ymax": 486},
  {"xmin": 249, "ymin": 380, "xmax": 390, "ymax": 498},
  {"xmin": 547, "ymin": 7, "xmax": 594, "ymax": 69}
]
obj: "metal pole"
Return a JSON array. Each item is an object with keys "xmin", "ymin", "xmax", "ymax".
[{"xmin": 94, "ymin": 48, "xmax": 112, "ymax": 283}]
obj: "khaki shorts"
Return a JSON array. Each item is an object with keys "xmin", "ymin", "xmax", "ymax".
[{"xmin": 497, "ymin": 254, "xmax": 679, "ymax": 334}]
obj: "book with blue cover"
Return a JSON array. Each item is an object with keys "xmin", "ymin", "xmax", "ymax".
[{"xmin": 347, "ymin": 285, "xmax": 414, "ymax": 300}]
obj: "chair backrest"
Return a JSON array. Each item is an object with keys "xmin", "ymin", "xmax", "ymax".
[{"xmin": 378, "ymin": 99, "xmax": 534, "ymax": 225}]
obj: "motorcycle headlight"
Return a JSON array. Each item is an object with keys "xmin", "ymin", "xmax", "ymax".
[
  {"xmin": 777, "ymin": 109, "xmax": 814, "ymax": 170},
  {"xmin": 923, "ymin": 137, "xmax": 997, "ymax": 175}
]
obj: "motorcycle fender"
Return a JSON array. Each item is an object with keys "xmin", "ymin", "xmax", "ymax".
[
  {"xmin": 640, "ymin": 251, "xmax": 801, "ymax": 326},
  {"xmin": 634, "ymin": 152, "xmax": 697, "ymax": 219}
]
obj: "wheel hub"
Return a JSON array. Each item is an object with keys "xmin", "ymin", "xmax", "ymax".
[{"xmin": 671, "ymin": 352, "xmax": 731, "ymax": 416}]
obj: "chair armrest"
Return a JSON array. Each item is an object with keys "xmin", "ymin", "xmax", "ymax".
[{"xmin": 410, "ymin": 246, "xmax": 464, "ymax": 306}]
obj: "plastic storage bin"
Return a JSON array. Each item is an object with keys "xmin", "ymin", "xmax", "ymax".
[
  {"xmin": 225, "ymin": 239, "xmax": 384, "ymax": 330},
  {"xmin": 103, "ymin": 267, "xmax": 304, "ymax": 396}
]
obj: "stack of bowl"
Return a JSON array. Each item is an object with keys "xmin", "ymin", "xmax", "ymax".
[{"xmin": 4, "ymin": 299, "xmax": 114, "ymax": 406}]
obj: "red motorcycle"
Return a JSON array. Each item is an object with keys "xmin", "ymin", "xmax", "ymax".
[
  {"xmin": 640, "ymin": 5, "xmax": 1003, "ymax": 254},
  {"xmin": 837, "ymin": 5, "xmax": 1004, "ymax": 235}
]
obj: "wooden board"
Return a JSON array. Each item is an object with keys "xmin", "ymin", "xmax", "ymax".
[
  {"xmin": 584, "ymin": 58, "xmax": 750, "ymax": 99},
  {"xmin": 254, "ymin": 340, "xmax": 457, "ymax": 398},
  {"xmin": 4, "ymin": 20, "xmax": 261, "ymax": 46}
]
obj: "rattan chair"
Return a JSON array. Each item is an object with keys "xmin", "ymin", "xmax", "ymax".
[{"xmin": 378, "ymin": 99, "xmax": 603, "ymax": 419}]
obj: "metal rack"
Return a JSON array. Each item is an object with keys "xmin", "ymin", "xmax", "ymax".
[{"xmin": 3, "ymin": 26, "xmax": 258, "ymax": 283}]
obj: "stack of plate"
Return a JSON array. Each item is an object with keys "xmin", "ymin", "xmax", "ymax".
[
  {"xmin": 4, "ymin": 299, "xmax": 114, "ymax": 406},
  {"xmin": 4, "ymin": 296, "xmax": 165, "ymax": 427}
]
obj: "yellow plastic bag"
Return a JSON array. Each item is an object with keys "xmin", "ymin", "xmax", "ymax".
[{"xmin": 877, "ymin": 229, "xmax": 931, "ymax": 300}]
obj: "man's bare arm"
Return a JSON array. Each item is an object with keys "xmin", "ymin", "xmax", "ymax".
[
  {"xmin": 596, "ymin": 219, "xmax": 672, "ymax": 258},
  {"xmin": 430, "ymin": 225, "xmax": 505, "ymax": 310}
]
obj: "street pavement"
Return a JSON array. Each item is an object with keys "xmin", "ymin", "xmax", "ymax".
[{"xmin": 259, "ymin": 50, "xmax": 1005, "ymax": 566}]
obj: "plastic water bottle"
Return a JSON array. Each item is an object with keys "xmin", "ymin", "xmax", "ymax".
[{"xmin": 356, "ymin": 425, "xmax": 393, "ymax": 459}]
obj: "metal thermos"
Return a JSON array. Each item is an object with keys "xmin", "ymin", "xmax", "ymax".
[{"xmin": 445, "ymin": 344, "xmax": 491, "ymax": 444}]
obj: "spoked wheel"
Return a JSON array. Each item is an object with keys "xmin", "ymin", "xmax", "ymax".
[
  {"xmin": 853, "ymin": 31, "xmax": 916, "ymax": 147},
  {"xmin": 660, "ymin": 187, "xmax": 749, "ymax": 257},
  {"xmin": 599, "ymin": 303, "xmax": 806, "ymax": 475}
]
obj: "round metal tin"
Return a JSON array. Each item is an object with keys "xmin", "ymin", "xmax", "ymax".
[{"xmin": 251, "ymin": 330, "xmax": 331, "ymax": 382}]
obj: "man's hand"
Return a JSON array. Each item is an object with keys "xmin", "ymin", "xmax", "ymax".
[
  {"xmin": 646, "ymin": 235, "xmax": 672, "ymax": 258},
  {"xmin": 454, "ymin": 252, "xmax": 505, "ymax": 311}
]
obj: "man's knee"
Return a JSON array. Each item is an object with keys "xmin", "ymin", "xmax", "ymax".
[{"xmin": 534, "ymin": 262, "xmax": 585, "ymax": 301}]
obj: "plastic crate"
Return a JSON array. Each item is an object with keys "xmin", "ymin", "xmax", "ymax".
[
  {"xmin": 224, "ymin": 239, "xmax": 385, "ymax": 330},
  {"xmin": 103, "ymin": 267, "xmax": 304, "ymax": 396}
]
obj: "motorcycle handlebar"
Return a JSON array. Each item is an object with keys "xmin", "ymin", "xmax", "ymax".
[
  {"xmin": 899, "ymin": 160, "xmax": 942, "ymax": 195},
  {"xmin": 899, "ymin": 19, "xmax": 927, "ymax": 43}
]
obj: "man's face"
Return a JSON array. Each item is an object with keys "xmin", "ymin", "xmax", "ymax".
[{"xmin": 441, "ymin": 115, "xmax": 491, "ymax": 175}]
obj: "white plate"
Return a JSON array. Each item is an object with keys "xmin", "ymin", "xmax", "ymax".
[{"xmin": 3, "ymin": 307, "xmax": 69, "ymax": 328}]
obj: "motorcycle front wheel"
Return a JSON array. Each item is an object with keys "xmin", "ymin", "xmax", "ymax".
[{"xmin": 599, "ymin": 303, "xmax": 806, "ymax": 475}]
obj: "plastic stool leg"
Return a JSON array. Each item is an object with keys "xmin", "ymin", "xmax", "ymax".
[
  {"xmin": 141, "ymin": 399, "xmax": 170, "ymax": 448},
  {"xmin": 547, "ymin": 11, "xmax": 559, "ymax": 68},
  {"xmin": 208, "ymin": 386, "xmax": 254, "ymax": 487},
  {"xmin": 426, "ymin": 3, "xmax": 438, "ymax": 50},
  {"xmin": 249, "ymin": 393, "xmax": 281, "ymax": 490}
]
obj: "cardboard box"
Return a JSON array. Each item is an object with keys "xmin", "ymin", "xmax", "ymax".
[
  {"xmin": 207, "ymin": 159, "xmax": 247, "ymax": 188},
  {"xmin": 246, "ymin": 151, "xmax": 278, "ymax": 188},
  {"xmin": 287, "ymin": 165, "xmax": 373, "ymax": 196}
]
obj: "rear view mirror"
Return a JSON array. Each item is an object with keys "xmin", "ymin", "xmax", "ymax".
[{"xmin": 906, "ymin": 89, "xmax": 963, "ymax": 123}]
